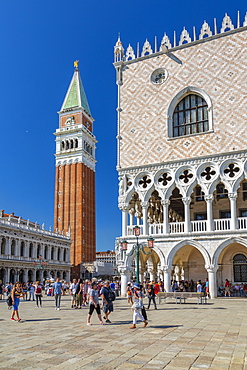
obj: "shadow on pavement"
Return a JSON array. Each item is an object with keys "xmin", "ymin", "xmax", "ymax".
[{"xmin": 24, "ymin": 318, "xmax": 61, "ymax": 322}]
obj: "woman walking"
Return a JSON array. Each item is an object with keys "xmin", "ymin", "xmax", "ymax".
[
  {"xmin": 87, "ymin": 282, "xmax": 104, "ymax": 325},
  {"xmin": 34, "ymin": 281, "xmax": 43, "ymax": 307},
  {"xmin": 126, "ymin": 283, "xmax": 133, "ymax": 305},
  {"xmin": 10, "ymin": 282, "xmax": 23, "ymax": 321},
  {"xmin": 147, "ymin": 283, "xmax": 157, "ymax": 309},
  {"xmin": 130, "ymin": 285, "xmax": 147, "ymax": 329}
]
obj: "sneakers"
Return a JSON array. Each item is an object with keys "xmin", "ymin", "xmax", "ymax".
[
  {"xmin": 143, "ymin": 320, "xmax": 148, "ymax": 327},
  {"xmin": 100, "ymin": 322, "xmax": 105, "ymax": 325},
  {"xmin": 105, "ymin": 319, "xmax": 111, "ymax": 323},
  {"xmin": 87, "ymin": 322, "xmax": 92, "ymax": 326},
  {"xmin": 10, "ymin": 318, "xmax": 15, "ymax": 321},
  {"xmin": 17, "ymin": 318, "xmax": 21, "ymax": 322}
]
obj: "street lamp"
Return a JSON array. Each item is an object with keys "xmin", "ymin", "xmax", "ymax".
[{"xmin": 121, "ymin": 225, "xmax": 154, "ymax": 285}]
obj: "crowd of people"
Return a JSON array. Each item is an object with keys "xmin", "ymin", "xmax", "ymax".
[{"xmin": 1, "ymin": 276, "xmax": 247, "ymax": 327}]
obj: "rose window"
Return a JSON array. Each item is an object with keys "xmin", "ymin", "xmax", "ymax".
[
  {"xmin": 224, "ymin": 163, "xmax": 240, "ymax": 178},
  {"xmin": 139, "ymin": 175, "xmax": 151, "ymax": 189},
  {"xmin": 158, "ymin": 173, "xmax": 172, "ymax": 187},
  {"xmin": 179, "ymin": 169, "xmax": 193, "ymax": 184},
  {"xmin": 201, "ymin": 166, "xmax": 216, "ymax": 181}
]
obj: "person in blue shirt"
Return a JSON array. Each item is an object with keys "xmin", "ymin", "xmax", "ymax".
[{"xmin": 52, "ymin": 278, "xmax": 63, "ymax": 310}]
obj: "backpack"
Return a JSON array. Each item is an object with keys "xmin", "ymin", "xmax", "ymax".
[
  {"xmin": 36, "ymin": 286, "xmax": 42, "ymax": 294},
  {"xmin": 108, "ymin": 288, "xmax": 116, "ymax": 301},
  {"xmin": 75, "ymin": 283, "xmax": 80, "ymax": 295},
  {"xmin": 6, "ymin": 295, "xmax": 13, "ymax": 309}
]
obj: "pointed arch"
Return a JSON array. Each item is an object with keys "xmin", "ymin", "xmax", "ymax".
[
  {"xmin": 167, "ymin": 239, "xmax": 211, "ymax": 267},
  {"xmin": 212, "ymin": 237, "xmax": 247, "ymax": 266}
]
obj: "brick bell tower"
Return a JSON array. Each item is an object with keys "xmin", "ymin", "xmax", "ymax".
[{"xmin": 54, "ymin": 61, "xmax": 97, "ymax": 277}]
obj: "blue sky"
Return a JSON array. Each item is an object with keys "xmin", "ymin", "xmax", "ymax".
[{"xmin": 0, "ymin": 0, "xmax": 245, "ymax": 251}]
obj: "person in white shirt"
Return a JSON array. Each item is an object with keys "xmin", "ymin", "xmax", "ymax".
[{"xmin": 69, "ymin": 279, "xmax": 77, "ymax": 308}]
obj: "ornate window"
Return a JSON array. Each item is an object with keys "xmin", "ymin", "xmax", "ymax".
[
  {"xmin": 167, "ymin": 87, "xmax": 213, "ymax": 138},
  {"xmin": 173, "ymin": 94, "xmax": 209, "ymax": 137},
  {"xmin": 233, "ymin": 254, "xmax": 247, "ymax": 282}
]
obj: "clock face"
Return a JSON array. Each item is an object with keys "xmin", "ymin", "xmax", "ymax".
[{"xmin": 151, "ymin": 68, "xmax": 168, "ymax": 85}]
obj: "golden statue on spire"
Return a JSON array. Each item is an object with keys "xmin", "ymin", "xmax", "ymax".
[{"xmin": 74, "ymin": 60, "xmax": 79, "ymax": 69}]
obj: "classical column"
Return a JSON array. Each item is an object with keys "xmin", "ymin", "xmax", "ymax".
[
  {"xmin": 163, "ymin": 266, "xmax": 172, "ymax": 292},
  {"xmin": 121, "ymin": 205, "xmax": 129, "ymax": 237},
  {"xmin": 205, "ymin": 194, "xmax": 214, "ymax": 232},
  {"xmin": 23, "ymin": 269, "xmax": 28, "ymax": 283},
  {"xmin": 141, "ymin": 202, "xmax": 148, "ymax": 236},
  {"xmin": 147, "ymin": 267, "xmax": 154, "ymax": 282},
  {"xmin": 229, "ymin": 193, "xmax": 238, "ymax": 230},
  {"xmin": 120, "ymin": 268, "xmax": 131, "ymax": 296},
  {"xmin": 6, "ymin": 238, "xmax": 11, "ymax": 255},
  {"xmin": 4, "ymin": 267, "xmax": 10, "ymax": 284},
  {"xmin": 129, "ymin": 212, "xmax": 134, "ymax": 226},
  {"xmin": 182, "ymin": 197, "xmax": 191, "ymax": 233},
  {"xmin": 206, "ymin": 265, "xmax": 218, "ymax": 298},
  {"xmin": 161, "ymin": 199, "xmax": 170, "ymax": 234}
]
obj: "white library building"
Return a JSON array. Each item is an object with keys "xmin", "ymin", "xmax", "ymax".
[{"xmin": 114, "ymin": 12, "xmax": 247, "ymax": 298}]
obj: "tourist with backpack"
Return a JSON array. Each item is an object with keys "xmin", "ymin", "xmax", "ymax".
[
  {"xmin": 87, "ymin": 282, "xmax": 104, "ymax": 326},
  {"xmin": 101, "ymin": 280, "xmax": 115, "ymax": 323},
  {"xmin": 34, "ymin": 281, "xmax": 43, "ymax": 307}
]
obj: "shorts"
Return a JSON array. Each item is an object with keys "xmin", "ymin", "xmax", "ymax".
[
  {"xmin": 13, "ymin": 297, "xmax": 20, "ymax": 311},
  {"xmin": 103, "ymin": 302, "xmax": 113, "ymax": 313},
  {"xmin": 89, "ymin": 303, "xmax": 101, "ymax": 315}
]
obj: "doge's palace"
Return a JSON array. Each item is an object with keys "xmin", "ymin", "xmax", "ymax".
[{"xmin": 114, "ymin": 12, "xmax": 247, "ymax": 298}]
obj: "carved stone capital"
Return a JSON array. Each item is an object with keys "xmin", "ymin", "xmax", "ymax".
[
  {"xmin": 161, "ymin": 199, "xmax": 170, "ymax": 206},
  {"xmin": 182, "ymin": 197, "xmax": 191, "ymax": 205},
  {"xmin": 205, "ymin": 264, "xmax": 218, "ymax": 273},
  {"xmin": 204, "ymin": 194, "xmax": 214, "ymax": 202},
  {"xmin": 119, "ymin": 204, "xmax": 129, "ymax": 212},
  {"xmin": 141, "ymin": 202, "xmax": 149, "ymax": 209},
  {"xmin": 228, "ymin": 192, "xmax": 238, "ymax": 200}
]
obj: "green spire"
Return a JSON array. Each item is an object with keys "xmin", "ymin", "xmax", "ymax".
[{"xmin": 61, "ymin": 62, "xmax": 91, "ymax": 116}]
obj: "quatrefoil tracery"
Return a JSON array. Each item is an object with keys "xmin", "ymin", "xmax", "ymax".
[
  {"xmin": 224, "ymin": 163, "xmax": 240, "ymax": 178},
  {"xmin": 201, "ymin": 166, "xmax": 216, "ymax": 181},
  {"xmin": 158, "ymin": 172, "xmax": 172, "ymax": 187},
  {"xmin": 139, "ymin": 175, "xmax": 151, "ymax": 189},
  {"xmin": 179, "ymin": 169, "xmax": 194, "ymax": 184}
]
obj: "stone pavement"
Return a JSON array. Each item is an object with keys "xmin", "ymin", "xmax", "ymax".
[{"xmin": 0, "ymin": 295, "xmax": 247, "ymax": 370}]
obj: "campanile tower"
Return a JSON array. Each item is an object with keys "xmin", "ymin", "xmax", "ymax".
[{"xmin": 54, "ymin": 61, "xmax": 96, "ymax": 275}]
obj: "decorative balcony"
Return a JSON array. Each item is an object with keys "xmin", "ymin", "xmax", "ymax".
[{"xmin": 126, "ymin": 217, "xmax": 247, "ymax": 236}]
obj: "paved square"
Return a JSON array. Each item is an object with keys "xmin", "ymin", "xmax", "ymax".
[{"xmin": 0, "ymin": 295, "xmax": 247, "ymax": 369}]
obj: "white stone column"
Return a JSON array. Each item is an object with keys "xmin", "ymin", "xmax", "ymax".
[
  {"xmin": 163, "ymin": 266, "xmax": 172, "ymax": 292},
  {"xmin": 4, "ymin": 267, "xmax": 10, "ymax": 284},
  {"xmin": 141, "ymin": 202, "xmax": 148, "ymax": 236},
  {"xmin": 6, "ymin": 238, "xmax": 11, "ymax": 255},
  {"xmin": 147, "ymin": 267, "xmax": 154, "ymax": 282},
  {"xmin": 182, "ymin": 197, "xmax": 191, "ymax": 233},
  {"xmin": 229, "ymin": 193, "xmax": 238, "ymax": 230},
  {"xmin": 121, "ymin": 206, "xmax": 129, "ymax": 237},
  {"xmin": 120, "ymin": 268, "xmax": 131, "ymax": 297},
  {"xmin": 161, "ymin": 199, "xmax": 170, "ymax": 234},
  {"xmin": 23, "ymin": 269, "xmax": 28, "ymax": 283},
  {"xmin": 206, "ymin": 265, "xmax": 218, "ymax": 298},
  {"xmin": 205, "ymin": 194, "xmax": 214, "ymax": 231},
  {"xmin": 129, "ymin": 213, "xmax": 134, "ymax": 226}
]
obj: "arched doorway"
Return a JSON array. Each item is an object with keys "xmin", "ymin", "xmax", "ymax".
[
  {"xmin": 0, "ymin": 268, "xmax": 5, "ymax": 282},
  {"xmin": 28, "ymin": 270, "xmax": 34, "ymax": 282},
  {"xmin": 170, "ymin": 244, "xmax": 207, "ymax": 291},
  {"xmin": 216, "ymin": 241, "xmax": 247, "ymax": 287}
]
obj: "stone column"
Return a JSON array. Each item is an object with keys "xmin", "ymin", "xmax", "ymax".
[
  {"xmin": 121, "ymin": 206, "xmax": 129, "ymax": 237},
  {"xmin": 6, "ymin": 238, "xmax": 11, "ymax": 255},
  {"xmin": 129, "ymin": 213, "xmax": 134, "ymax": 226},
  {"xmin": 205, "ymin": 194, "xmax": 214, "ymax": 231},
  {"xmin": 163, "ymin": 266, "xmax": 172, "ymax": 292},
  {"xmin": 147, "ymin": 267, "xmax": 154, "ymax": 282},
  {"xmin": 141, "ymin": 202, "xmax": 148, "ymax": 236},
  {"xmin": 182, "ymin": 197, "xmax": 191, "ymax": 233},
  {"xmin": 15, "ymin": 239, "xmax": 20, "ymax": 258},
  {"xmin": 4, "ymin": 267, "xmax": 10, "ymax": 284},
  {"xmin": 23, "ymin": 269, "xmax": 28, "ymax": 283},
  {"xmin": 206, "ymin": 265, "xmax": 218, "ymax": 298},
  {"xmin": 229, "ymin": 193, "xmax": 238, "ymax": 230},
  {"xmin": 161, "ymin": 199, "xmax": 170, "ymax": 234},
  {"xmin": 120, "ymin": 268, "xmax": 131, "ymax": 296}
]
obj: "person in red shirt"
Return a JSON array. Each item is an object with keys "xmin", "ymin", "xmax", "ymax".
[{"xmin": 224, "ymin": 279, "xmax": 231, "ymax": 297}]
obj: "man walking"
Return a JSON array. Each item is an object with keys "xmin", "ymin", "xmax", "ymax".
[
  {"xmin": 101, "ymin": 281, "xmax": 114, "ymax": 323},
  {"xmin": 53, "ymin": 278, "xmax": 63, "ymax": 310}
]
